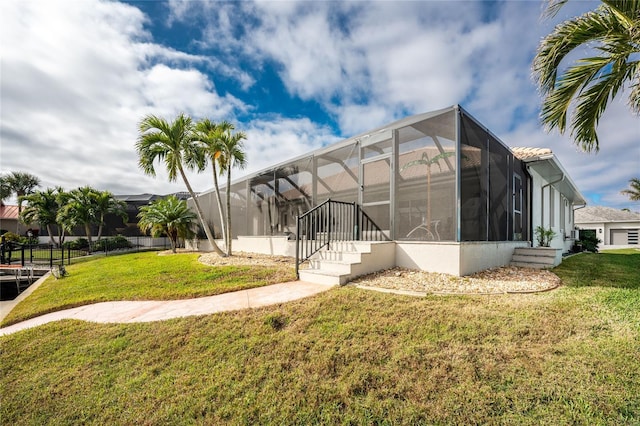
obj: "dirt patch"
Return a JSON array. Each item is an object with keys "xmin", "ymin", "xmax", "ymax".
[{"xmin": 198, "ymin": 252, "xmax": 295, "ymax": 268}]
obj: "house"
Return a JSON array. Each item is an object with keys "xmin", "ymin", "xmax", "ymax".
[
  {"xmin": 0, "ymin": 203, "xmax": 28, "ymax": 235},
  {"xmin": 191, "ymin": 105, "xmax": 585, "ymax": 280},
  {"xmin": 575, "ymin": 206, "xmax": 640, "ymax": 247}
]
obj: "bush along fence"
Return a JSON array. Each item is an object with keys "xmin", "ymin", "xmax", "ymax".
[{"xmin": 0, "ymin": 236, "xmax": 170, "ymax": 268}]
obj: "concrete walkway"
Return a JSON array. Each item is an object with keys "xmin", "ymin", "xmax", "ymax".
[{"xmin": 0, "ymin": 281, "xmax": 334, "ymax": 337}]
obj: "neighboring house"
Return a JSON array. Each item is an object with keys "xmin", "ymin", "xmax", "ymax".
[
  {"xmin": 0, "ymin": 203, "xmax": 29, "ymax": 235},
  {"xmin": 575, "ymin": 206, "xmax": 640, "ymax": 246},
  {"xmin": 192, "ymin": 105, "xmax": 585, "ymax": 276},
  {"xmin": 107, "ymin": 193, "xmax": 191, "ymax": 236}
]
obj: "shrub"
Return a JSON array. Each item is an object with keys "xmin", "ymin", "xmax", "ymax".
[
  {"xmin": 535, "ymin": 226, "xmax": 556, "ymax": 247},
  {"xmin": 579, "ymin": 230, "xmax": 600, "ymax": 253},
  {"xmin": 93, "ymin": 236, "xmax": 132, "ymax": 252},
  {"xmin": 1, "ymin": 232, "xmax": 22, "ymax": 243},
  {"xmin": 63, "ymin": 238, "xmax": 89, "ymax": 250}
]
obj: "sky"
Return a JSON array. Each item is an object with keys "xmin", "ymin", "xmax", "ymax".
[{"xmin": 1, "ymin": 0, "xmax": 638, "ymax": 211}]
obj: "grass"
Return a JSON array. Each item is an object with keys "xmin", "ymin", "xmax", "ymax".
[
  {"xmin": 1, "ymin": 251, "xmax": 295, "ymax": 326},
  {"xmin": 0, "ymin": 250, "xmax": 638, "ymax": 424}
]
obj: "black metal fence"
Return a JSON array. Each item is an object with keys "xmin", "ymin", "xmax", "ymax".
[
  {"xmin": 0, "ymin": 236, "xmax": 170, "ymax": 268},
  {"xmin": 295, "ymin": 199, "xmax": 388, "ymax": 277}
]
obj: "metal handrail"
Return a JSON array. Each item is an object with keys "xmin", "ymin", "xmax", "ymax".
[{"xmin": 295, "ymin": 199, "xmax": 388, "ymax": 277}]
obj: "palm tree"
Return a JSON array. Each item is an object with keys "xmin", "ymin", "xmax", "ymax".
[
  {"xmin": 58, "ymin": 186, "xmax": 100, "ymax": 252},
  {"xmin": 621, "ymin": 177, "xmax": 640, "ymax": 201},
  {"xmin": 94, "ymin": 190, "xmax": 127, "ymax": 241},
  {"xmin": 138, "ymin": 196, "xmax": 197, "ymax": 253},
  {"xmin": 194, "ymin": 119, "xmax": 233, "ymax": 248},
  {"xmin": 136, "ymin": 114, "xmax": 226, "ymax": 256},
  {"xmin": 533, "ymin": 0, "xmax": 640, "ymax": 152},
  {"xmin": 19, "ymin": 188, "xmax": 61, "ymax": 246},
  {"xmin": 217, "ymin": 124, "xmax": 247, "ymax": 256},
  {"xmin": 0, "ymin": 178, "xmax": 11, "ymax": 203},
  {"xmin": 1, "ymin": 171, "xmax": 40, "ymax": 231}
]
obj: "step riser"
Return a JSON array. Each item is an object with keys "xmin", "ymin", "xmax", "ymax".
[
  {"xmin": 511, "ymin": 255, "xmax": 556, "ymax": 265},
  {"xmin": 513, "ymin": 248, "xmax": 557, "ymax": 258},
  {"xmin": 314, "ymin": 251, "xmax": 363, "ymax": 263},
  {"xmin": 510, "ymin": 262, "xmax": 551, "ymax": 269}
]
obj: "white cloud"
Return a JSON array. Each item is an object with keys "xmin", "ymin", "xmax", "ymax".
[{"xmin": 0, "ymin": 0, "xmax": 248, "ymax": 200}]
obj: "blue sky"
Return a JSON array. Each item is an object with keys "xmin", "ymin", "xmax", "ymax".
[{"xmin": 1, "ymin": 0, "xmax": 638, "ymax": 210}]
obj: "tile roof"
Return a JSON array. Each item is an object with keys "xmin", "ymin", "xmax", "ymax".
[
  {"xmin": 0, "ymin": 204, "xmax": 19, "ymax": 220},
  {"xmin": 575, "ymin": 206, "xmax": 640, "ymax": 223},
  {"xmin": 510, "ymin": 147, "xmax": 553, "ymax": 160}
]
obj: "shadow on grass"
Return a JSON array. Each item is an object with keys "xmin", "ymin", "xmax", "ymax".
[{"xmin": 554, "ymin": 250, "xmax": 640, "ymax": 290}]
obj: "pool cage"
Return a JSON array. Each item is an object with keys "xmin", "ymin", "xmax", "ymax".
[{"xmin": 194, "ymin": 105, "xmax": 530, "ymax": 246}]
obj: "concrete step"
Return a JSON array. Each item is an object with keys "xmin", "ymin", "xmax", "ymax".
[
  {"xmin": 298, "ymin": 269, "xmax": 348, "ymax": 285},
  {"xmin": 328, "ymin": 241, "xmax": 373, "ymax": 253},
  {"xmin": 313, "ymin": 250, "xmax": 363, "ymax": 263},
  {"xmin": 510, "ymin": 261, "xmax": 551, "ymax": 269},
  {"xmin": 513, "ymin": 248, "xmax": 557, "ymax": 258},
  {"xmin": 309, "ymin": 259, "xmax": 356, "ymax": 275},
  {"xmin": 511, "ymin": 254, "xmax": 556, "ymax": 265}
]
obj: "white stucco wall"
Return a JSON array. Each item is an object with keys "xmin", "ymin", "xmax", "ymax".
[
  {"xmin": 396, "ymin": 241, "xmax": 529, "ymax": 276},
  {"xmin": 458, "ymin": 241, "xmax": 529, "ymax": 276},
  {"xmin": 395, "ymin": 242, "xmax": 461, "ymax": 275}
]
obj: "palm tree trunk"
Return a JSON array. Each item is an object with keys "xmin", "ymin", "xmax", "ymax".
[
  {"xmin": 97, "ymin": 213, "xmax": 104, "ymax": 241},
  {"xmin": 85, "ymin": 223, "xmax": 93, "ymax": 253},
  {"xmin": 426, "ymin": 166, "xmax": 432, "ymax": 233},
  {"xmin": 46, "ymin": 224, "xmax": 55, "ymax": 246},
  {"xmin": 178, "ymin": 165, "xmax": 226, "ymax": 256},
  {"xmin": 226, "ymin": 163, "xmax": 232, "ymax": 256},
  {"xmin": 212, "ymin": 164, "xmax": 227, "ymax": 251}
]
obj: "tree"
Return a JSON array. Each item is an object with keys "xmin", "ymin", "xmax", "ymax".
[
  {"xmin": 58, "ymin": 186, "xmax": 101, "ymax": 252},
  {"xmin": 533, "ymin": 0, "xmax": 640, "ymax": 152},
  {"xmin": 136, "ymin": 113, "xmax": 226, "ymax": 256},
  {"xmin": 94, "ymin": 190, "xmax": 127, "ymax": 241},
  {"xmin": 19, "ymin": 188, "xmax": 63, "ymax": 246},
  {"xmin": 194, "ymin": 119, "xmax": 233, "ymax": 248},
  {"xmin": 0, "ymin": 179, "xmax": 11, "ymax": 203},
  {"xmin": 137, "ymin": 196, "xmax": 197, "ymax": 253},
  {"xmin": 1, "ymin": 171, "xmax": 40, "ymax": 231},
  {"xmin": 621, "ymin": 177, "xmax": 640, "ymax": 201},
  {"xmin": 217, "ymin": 124, "xmax": 247, "ymax": 256}
]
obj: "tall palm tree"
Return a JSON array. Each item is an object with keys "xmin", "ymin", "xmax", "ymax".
[
  {"xmin": 533, "ymin": 0, "xmax": 640, "ymax": 152},
  {"xmin": 58, "ymin": 186, "xmax": 100, "ymax": 252},
  {"xmin": 136, "ymin": 114, "xmax": 226, "ymax": 256},
  {"xmin": 194, "ymin": 119, "xmax": 233, "ymax": 248},
  {"xmin": 138, "ymin": 196, "xmax": 197, "ymax": 253},
  {"xmin": 621, "ymin": 177, "xmax": 640, "ymax": 201},
  {"xmin": 218, "ymin": 125, "xmax": 247, "ymax": 256},
  {"xmin": 19, "ymin": 188, "xmax": 60, "ymax": 246}
]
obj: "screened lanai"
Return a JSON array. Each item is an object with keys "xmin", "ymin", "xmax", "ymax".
[{"xmin": 194, "ymin": 105, "xmax": 530, "ymax": 244}]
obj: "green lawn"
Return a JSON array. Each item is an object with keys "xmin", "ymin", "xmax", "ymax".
[
  {"xmin": 0, "ymin": 250, "xmax": 638, "ymax": 424},
  {"xmin": 1, "ymin": 251, "xmax": 296, "ymax": 326}
]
